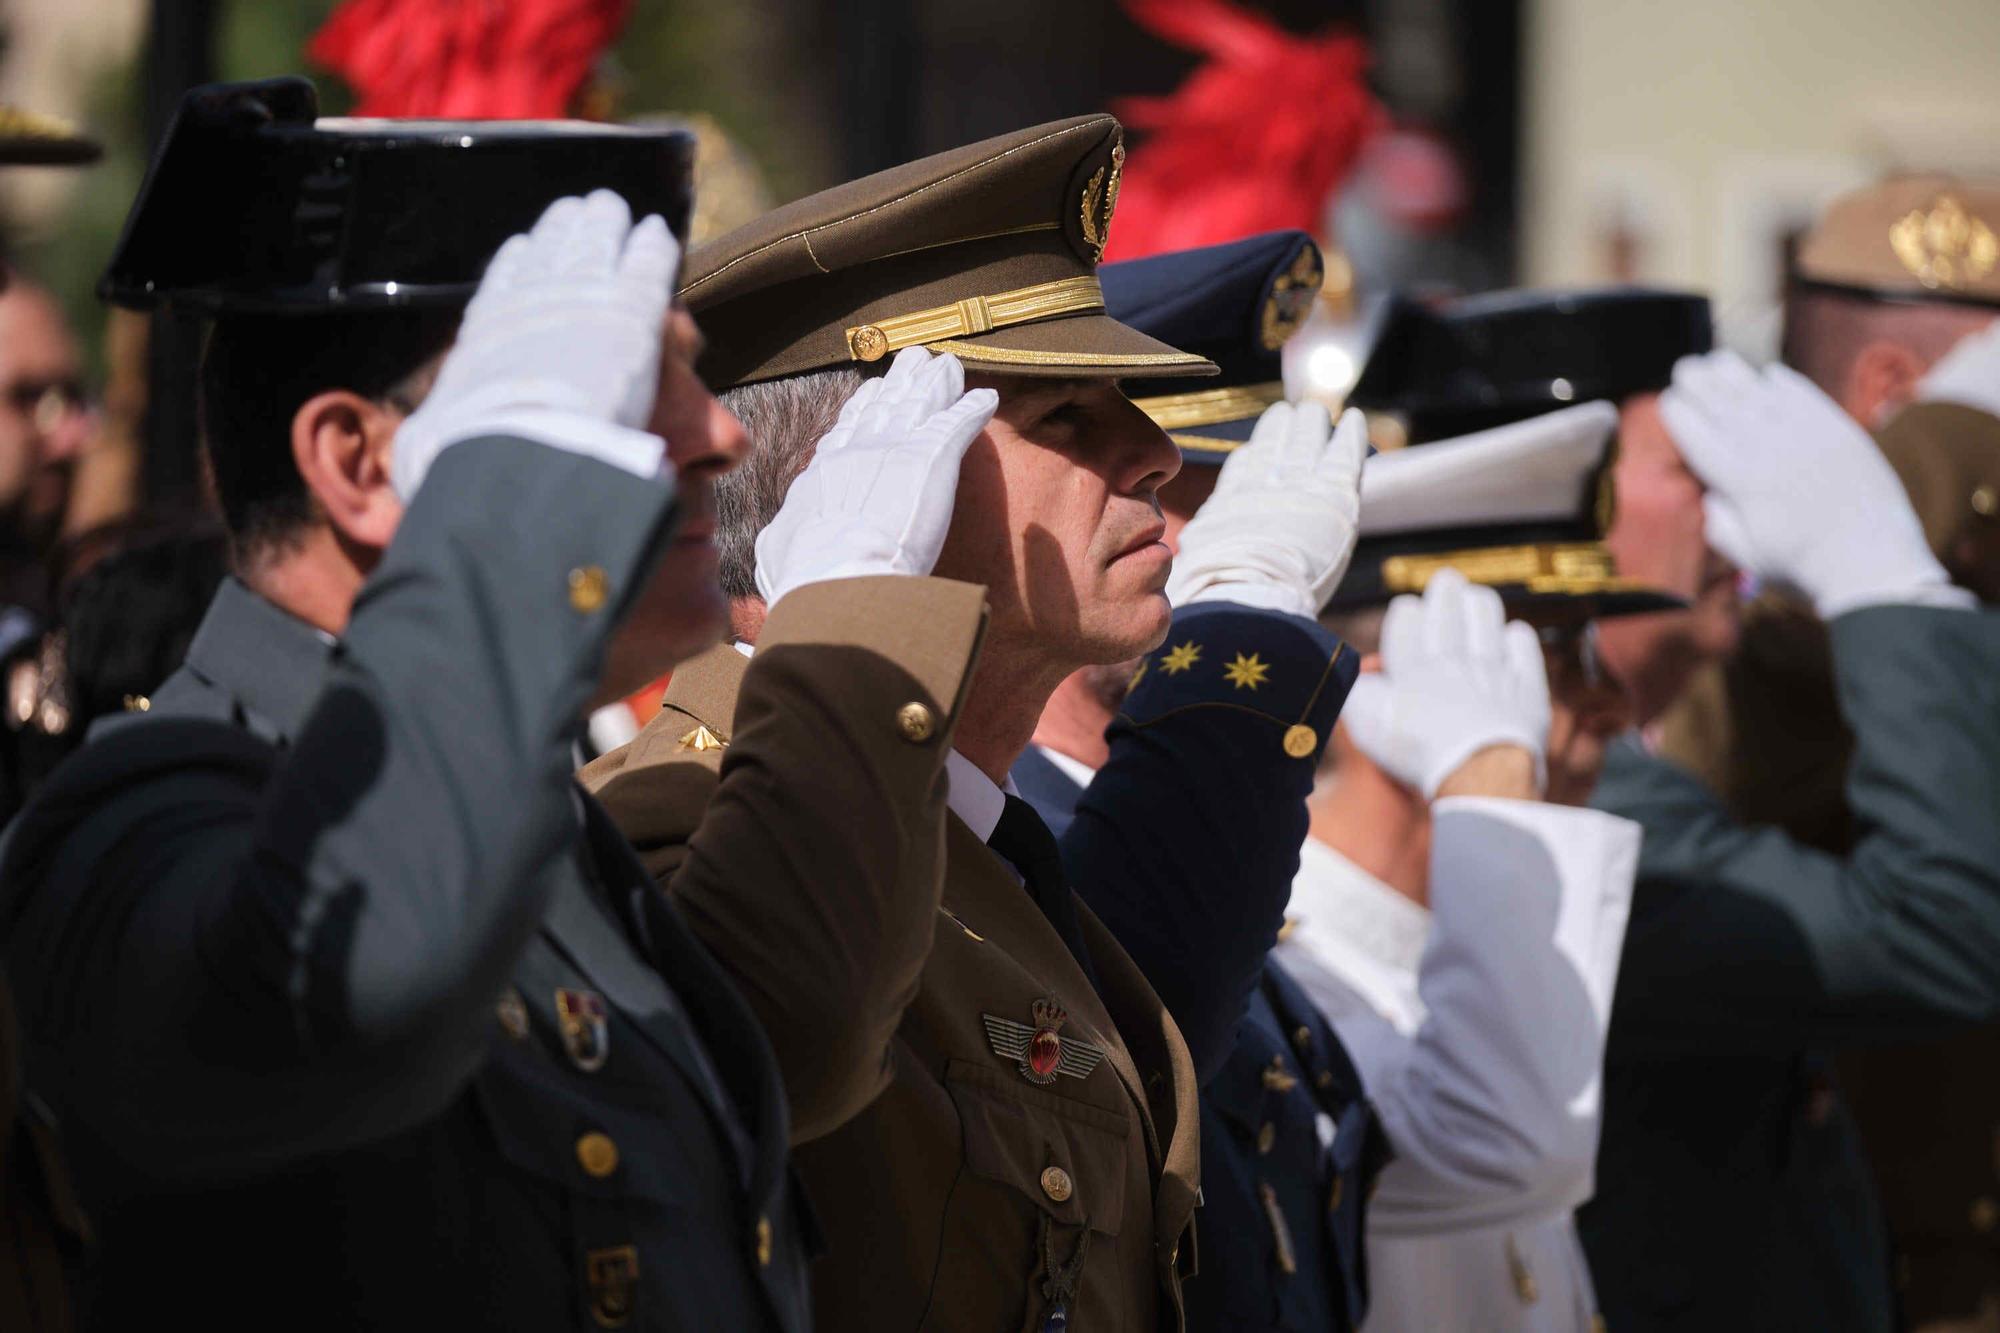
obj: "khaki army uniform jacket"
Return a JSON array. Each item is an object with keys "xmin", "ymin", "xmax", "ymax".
[{"xmin": 590, "ymin": 641, "xmax": 1205, "ymax": 1333}]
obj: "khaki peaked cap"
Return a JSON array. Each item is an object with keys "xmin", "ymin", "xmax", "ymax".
[
  {"xmin": 1797, "ymin": 175, "xmax": 2000, "ymax": 307},
  {"xmin": 680, "ymin": 114, "xmax": 1219, "ymax": 389}
]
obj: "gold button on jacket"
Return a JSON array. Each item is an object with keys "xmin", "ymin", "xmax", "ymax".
[{"xmin": 587, "ymin": 578, "xmax": 1202, "ymax": 1333}]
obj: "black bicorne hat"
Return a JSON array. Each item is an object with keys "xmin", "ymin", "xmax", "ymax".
[
  {"xmin": 1348, "ymin": 286, "xmax": 1713, "ymax": 443},
  {"xmin": 100, "ymin": 77, "xmax": 696, "ymax": 314}
]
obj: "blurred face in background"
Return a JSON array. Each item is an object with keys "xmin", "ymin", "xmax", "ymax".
[
  {"xmin": 0, "ymin": 278, "xmax": 91, "ymax": 552},
  {"xmin": 1596, "ymin": 391, "xmax": 1741, "ymax": 725}
]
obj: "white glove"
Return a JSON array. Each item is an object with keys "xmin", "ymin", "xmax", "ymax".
[
  {"xmin": 1165, "ymin": 402, "xmax": 1368, "ymax": 618},
  {"xmin": 1916, "ymin": 319, "xmax": 2000, "ymax": 419},
  {"xmin": 754, "ymin": 346, "xmax": 998, "ymax": 606},
  {"xmin": 392, "ymin": 189, "xmax": 681, "ymax": 500},
  {"xmin": 1659, "ymin": 350, "xmax": 1971, "ymax": 618},
  {"xmin": 1340, "ymin": 569, "xmax": 1551, "ymax": 800}
]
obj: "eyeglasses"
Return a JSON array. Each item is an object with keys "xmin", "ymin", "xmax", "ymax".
[{"xmin": 2, "ymin": 378, "xmax": 90, "ymax": 433}]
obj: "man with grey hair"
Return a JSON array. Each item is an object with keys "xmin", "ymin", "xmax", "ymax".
[{"xmin": 587, "ymin": 116, "xmax": 1369, "ymax": 1331}]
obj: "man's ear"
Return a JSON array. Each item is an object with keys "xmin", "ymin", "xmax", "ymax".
[
  {"xmin": 1844, "ymin": 341, "xmax": 1929, "ymax": 429},
  {"xmin": 291, "ymin": 390, "xmax": 405, "ymax": 554}
]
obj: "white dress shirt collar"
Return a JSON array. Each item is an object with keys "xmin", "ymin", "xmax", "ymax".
[
  {"xmin": 946, "ymin": 748, "xmax": 1017, "ymax": 843},
  {"xmin": 1282, "ymin": 837, "xmax": 1431, "ymax": 1035},
  {"xmin": 1034, "ymin": 744, "xmax": 1099, "ymax": 791}
]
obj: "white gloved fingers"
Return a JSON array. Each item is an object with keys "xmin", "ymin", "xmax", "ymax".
[
  {"xmin": 1335, "ymin": 673, "xmax": 1398, "ymax": 778},
  {"xmin": 1322, "ymin": 407, "xmax": 1368, "ymax": 489},
  {"xmin": 514, "ymin": 195, "xmax": 589, "ymax": 284},
  {"xmin": 1658, "ymin": 384, "xmax": 1733, "ymax": 491},
  {"xmin": 933, "ymin": 348, "xmax": 966, "ymax": 403},
  {"xmin": 464, "ymin": 233, "xmax": 534, "ymax": 324},
  {"xmin": 1699, "ymin": 493, "xmax": 1754, "ymax": 573},
  {"xmin": 1377, "ymin": 592, "xmax": 1424, "ymax": 673},
  {"xmin": 618, "ymin": 214, "xmax": 682, "ymax": 304},
  {"xmin": 1503, "ymin": 619, "xmax": 1550, "ymax": 718},
  {"xmin": 1457, "ymin": 579, "xmax": 1506, "ymax": 664},
  {"xmin": 1279, "ymin": 400, "xmax": 1333, "ymax": 482},
  {"xmin": 923, "ymin": 386, "xmax": 1000, "ymax": 455},
  {"xmin": 1917, "ymin": 320, "xmax": 2000, "ymax": 416},
  {"xmin": 1217, "ymin": 401, "xmax": 1291, "ymax": 494},
  {"xmin": 817, "ymin": 378, "xmax": 888, "ymax": 458},
  {"xmin": 554, "ymin": 190, "xmax": 633, "ymax": 279},
  {"xmin": 1420, "ymin": 568, "xmax": 1471, "ymax": 660}
]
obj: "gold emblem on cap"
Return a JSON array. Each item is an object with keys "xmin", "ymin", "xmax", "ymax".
[
  {"xmin": 1283, "ymin": 724, "xmax": 1317, "ymax": 758},
  {"xmin": 1889, "ymin": 194, "xmax": 1998, "ymax": 291},
  {"xmin": 1080, "ymin": 136, "xmax": 1125, "ymax": 261},
  {"xmin": 1260, "ymin": 248, "xmax": 1324, "ymax": 350},
  {"xmin": 849, "ymin": 324, "xmax": 890, "ymax": 361}
]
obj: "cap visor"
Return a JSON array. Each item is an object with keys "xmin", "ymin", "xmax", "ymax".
[{"xmin": 930, "ymin": 313, "xmax": 1217, "ymax": 379}]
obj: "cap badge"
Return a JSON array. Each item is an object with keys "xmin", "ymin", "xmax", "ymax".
[
  {"xmin": 1260, "ymin": 248, "xmax": 1324, "ymax": 350},
  {"xmin": 555, "ymin": 987, "xmax": 610, "ymax": 1073},
  {"xmin": 1080, "ymin": 137, "xmax": 1125, "ymax": 262},
  {"xmin": 1889, "ymin": 193, "xmax": 1998, "ymax": 291},
  {"xmin": 984, "ymin": 998, "xmax": 1107, "ymax": 1085}
]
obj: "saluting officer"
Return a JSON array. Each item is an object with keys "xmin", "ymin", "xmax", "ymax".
[
  {"xmin": 1289, "ymin": 409, "xmax": 1668, "ymax": 1332},
  {"xmin": 1353, "ymin": 287, "xmax": 2000, "ymax": 1330},
  {"xmin": 1017, "ymin": 230, "xmax": 1396, "ymax": 1333},
  {"xmin": 586, "ymin": 118, "xmax": 1366, "ymax": 1332},
  {"xmin": 0, "ymin": 77, "xmax": 989, "ymax": 1331},
  {"xmin": 1667, "ymin": 180, "xmax": 2000, "ymax": 1333}
]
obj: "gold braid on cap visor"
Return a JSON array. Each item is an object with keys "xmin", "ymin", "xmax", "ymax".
[
  {"xmin": 1133, "ymin": 382, "xmax": 1287, "ymax": 431},
  {"xmin": 1381, "ymin": 542, "xmax": 1656, "ymax": 596},
  {"xmin": 844, "ymin": 275, "xmax": 1107, "ymax": 362}
]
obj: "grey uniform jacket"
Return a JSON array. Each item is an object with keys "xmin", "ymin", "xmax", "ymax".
[
  {"xmin": 0, "ymin": 439, "xmax": 812, "ymax": 1332},
  {"xmin": 1580, "ymin": 604, "xmax": 2000, "ymax": 1331}
]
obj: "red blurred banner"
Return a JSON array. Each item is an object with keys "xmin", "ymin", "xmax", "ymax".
[
  {"xmin": 1107, "ymin": 0, "xmax": 1382, "ymax": 260},
  {"xmin": 309, "ymin": 0, "xmax": 632, "ymax": 118}
]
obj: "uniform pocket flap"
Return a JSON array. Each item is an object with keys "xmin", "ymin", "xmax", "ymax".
[{"xmin": 945, "ymin": 1058, "xmax": 1130, "ymax": 1237}]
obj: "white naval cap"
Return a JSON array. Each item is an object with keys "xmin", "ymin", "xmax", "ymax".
[{"xmin": 1331, "ymin": 400, "xmax": 1686, "ymax": 618}]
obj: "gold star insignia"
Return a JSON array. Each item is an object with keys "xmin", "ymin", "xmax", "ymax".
[
  {"xmin": 677, "ymin": 724, "xmax": 727, "ymax": 752},
  {"xmin": 1223, "ymin": 652, "xmax": 1271, "ymax": 690},
  {"xmin": 1160, "ymin": 641, "xmax": 1202, "ymax": 675},
  {"xmin": 1128, "ymin": 658, "xmax": 1148, "ymax": 690}
]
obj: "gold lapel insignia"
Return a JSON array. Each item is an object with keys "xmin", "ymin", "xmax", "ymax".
[
  {"xmin": 495, "ymin": 988, "xmax": 531, "ymax": 1041},
  {"xmin": 1079, "ymin": 135, "xmax": 1125, "ymax": 262},
  {"xmin": 983, "ymin": 998, "xmax": 1106, "ymax": 1086},
  {"xmin": 555, "ymin": 987, "xmax": 610, "ymax": 1073},
  {"xmin": 676, "ymin": 723, "xmax": 727, "ymax": 753},
  {"xmin": 1889, "ymin": 193, "xmax": 1998, "ymax": 291},
  {"xmin": 1262, "ymin": 1055, "xmax": 1299, "ymax": 1093}
]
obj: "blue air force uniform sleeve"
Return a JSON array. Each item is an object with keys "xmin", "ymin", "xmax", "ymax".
[{"xmin": 1064, "ymin": 600, "xmax": 1356, "ymax": 1081}]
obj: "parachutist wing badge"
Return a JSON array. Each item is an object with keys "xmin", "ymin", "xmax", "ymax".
[{"xmin": 983, "ymin": 998, "xmax": 1105, "ymax": 1086}]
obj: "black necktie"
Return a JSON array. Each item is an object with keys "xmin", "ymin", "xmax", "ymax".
[{"xmin": 988, "ymin": 794, "xmax": 1100, "ymax": 992}]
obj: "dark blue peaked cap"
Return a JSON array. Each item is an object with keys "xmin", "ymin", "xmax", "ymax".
[{"xmin": 1102, "ymin": 230, "xmax": 1322, "ymax": 464}]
